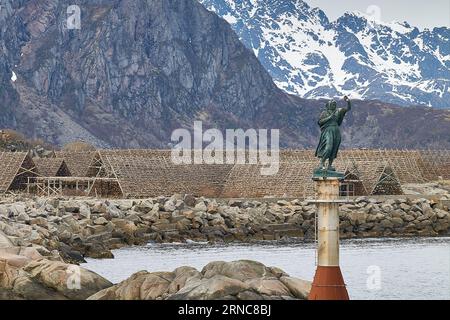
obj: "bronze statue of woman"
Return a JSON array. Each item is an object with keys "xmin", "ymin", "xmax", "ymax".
[{"xmin": 315, "ymin": 96, "xmax": 351, "ymax": 171}]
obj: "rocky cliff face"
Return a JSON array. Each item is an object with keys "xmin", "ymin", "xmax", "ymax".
[
  {"xmin": 1, "ymin": 0, "xmax": 299, "ymax": 148},
  {"xmin": 1, "ymin": 0, "xmax": 450, "ymax": 148}
]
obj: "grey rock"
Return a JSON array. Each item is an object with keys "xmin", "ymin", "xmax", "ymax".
[
  {"xmin": 379, "ymin": 220, "xmax": 394, "ymax": 229},
  {"xmin": 118, "ymin": 201, "xmax": 134, "ymax": 211},
  {"xmin": 399, "ymin": 203, "xmax": 411, "ymax": 211},
  {"xmin": 436, "ymin": 209, "xmax": 448, "ymax": 219},
  {"xmin": 164, "ymin": 200, "xmax": 176, "ymax": 212},
  {"xmin": 62, "ymin": 202, "xmax": 80, "ymax": 213},
  {"xmin": 58, "ymin": 230, "xmax": 72, "ymax": 242},
  {"xmin": 202, "ymin": 260, "xmax": 275, "ymax": 282},
  {"xmin": 228, "ymin": 200, "xmax": 243, "ymax": 208},
  {"xmin": 194, "ymin": 202, "xmax": 207, "ymax": 212},
  {"xmin": 0, "ymin": 230, "xmax": 13, "ymax": 248},
  {"xmin": 79, "ymin": 205, "xmax": 91, "ymax": 219},
  {"xmin": 94, "ymin": 217, "xmax": 109, "ymax": 226},
  {"xmin": 183, "ymin": 195, "xmax": 197, "ymax": 208},
  {"xmin": 170, "ymin": 275, "xmax": 249, "ymax": 300},
  {"xmin": 12, "ymin": 259, "xmax": 112, "ymax": 300},
  {"xmin": 107, "ymin": 206, "xmax": 123, "ymax": 219},
  {"xmin": 390, "ymin": 217, "xmax": 404, "ymax": 228},
  {"xmin": 355, "ymin": 196, "xmax": 368, "ymax": 203},
  {"xmin": 17, "ymin": 212, "xmax": 30, "ymax": 223},
  {"xmin": 245, "ymin": 278, "xmax": 291, "ymax": 297},
  {"xmin": 403, "ymin": 214, "xmax": 415, "ymax": 222}
]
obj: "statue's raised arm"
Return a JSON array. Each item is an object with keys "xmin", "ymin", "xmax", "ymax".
[{"xmin": 336, "ymin": 96, "xmax": 351, "ymax": 125}]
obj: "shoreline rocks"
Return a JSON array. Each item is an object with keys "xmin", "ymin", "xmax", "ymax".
[
  {"xmin": 88, "ymin": 260, "xmax": 311, "ymax": 300},
  {"xmin": 1, "ymin": 245, "xmax": 311, "ymax": 300},
  {"xmin": 0, "ymin": 194, "xmax": 448, "ymax": 264}
]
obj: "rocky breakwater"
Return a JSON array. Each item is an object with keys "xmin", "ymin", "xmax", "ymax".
[
  {"xmin": 0, "ymin": 195, "xmax": 449, "ymax": 264},
  {"xmin": 338, "ymin": 196, "xmax": 450, "ymax": 238}
]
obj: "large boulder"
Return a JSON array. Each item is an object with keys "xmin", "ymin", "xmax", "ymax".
[
  {"xmin": 244, "ymin": 278, "xmax": 291, "ymax": 297},
  {"xmin": 183, "ymin": 195, "xmax": 196, "ymax": 208},
  {"xmin": 112, "ymin": 219, "xmax": 137, "ymax": 236},
  {"xmin": 88, "ymin": 271, "xmax": 174, "ymax": 300},
  {"xmin": 89, "ymin": 266, "xmax": 201, "ymax": 300},
  {"xmin": 0, "ymin": 248, "xmax": 112, "ymax": 300},
  {"xmin": 170, "ymin": 275, "xmax": 249, "ymax": 300},
  {"xmin": 202, "ymin": 260, "xmax": 277, "ymax": 282},
  {"xmin": 0, "ymin": 247, "xmax": 44, "ymax": 292},
  {"xmin": 88, "ymin": 260, "xmax": 310, "ymax": 300},
  {"xmin": 0, "ymin": 231, "xmax": 13, "ymax": 248},
  {"xmin": 279, "ymin": 276, "xmax": 311, "ymax": 299},
  {"xmin": 12, "ymin": 260, "xmax": 112, "ymax": 300}
]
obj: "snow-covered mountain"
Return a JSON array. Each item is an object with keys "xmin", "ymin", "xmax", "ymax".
[{"xmin": 199, "ymin": 0, "xmax": 450, "ymax": 108}]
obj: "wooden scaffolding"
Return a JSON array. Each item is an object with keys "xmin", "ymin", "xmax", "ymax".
[
  {"xmin": 0, "ymin": 152, "xmax": 37, "ymax": 194},
  {"xmin": 14, "ymin": 148, "xmax": 450, "ymax": 198},
  {"xmin": 29, "ymin": 176, "xmax": 122, "ymax": 197},
  {"xmin": 33, "ymin": 158, "xmax": 71, "ymax": 177}
]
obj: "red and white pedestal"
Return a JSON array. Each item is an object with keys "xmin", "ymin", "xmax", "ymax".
[{"xmin": 308, "ymin": 177, "xmax": 349, "ymax": 300}]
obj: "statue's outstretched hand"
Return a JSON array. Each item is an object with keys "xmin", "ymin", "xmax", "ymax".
[{"xmin": 343, "ymin": 95, "xmax": 352, "ymax": 112}]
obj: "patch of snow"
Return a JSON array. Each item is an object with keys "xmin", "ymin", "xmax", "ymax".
[
  {"xmin": 355, "ymin": 30, "xmax": 421, "ymax": 83},
  {"xmin": 222, "ymin": 13, "xmax": 237, "ymax": 25},
  {"xmin": 414, "ymin": 38, "xmax": 425, "ymax": 51},
  {"xmin": 11, "ymin": 71, "xmax": 17, "ymax": 82},
  {"xmin": 434, "ymin": 47, "xmax": 450, "ymax": 64},
  {"xmin": 388, "ymin": 21, "xmax": 413, "ymax": 34}
]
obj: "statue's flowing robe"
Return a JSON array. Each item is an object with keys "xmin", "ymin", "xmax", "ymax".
[{"xmin": 315, "ymin": 108, "xmax": 348, "ymax": 162}]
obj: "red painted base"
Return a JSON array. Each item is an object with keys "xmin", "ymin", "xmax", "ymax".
[{"xmin": 308, "ymin": 266, "xmax": 350, "ymax": 300}]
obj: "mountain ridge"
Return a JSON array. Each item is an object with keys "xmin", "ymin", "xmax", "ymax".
[{"xmin": 200, "ymin": 0, "xmax": 450, "ymax": 109}]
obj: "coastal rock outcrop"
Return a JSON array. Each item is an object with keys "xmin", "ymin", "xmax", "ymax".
[
  {"xmin": 0, "ymin": 247, "xmax": 112, "ymax": 300},
  {"xmin": 88, "ymin": 260, "xmax": 311, "ymax": 300}
]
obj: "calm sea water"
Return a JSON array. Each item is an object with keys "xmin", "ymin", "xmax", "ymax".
[{"xmin": 83, "ymin": 237, "xmax": 450, "ymax": 300}]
